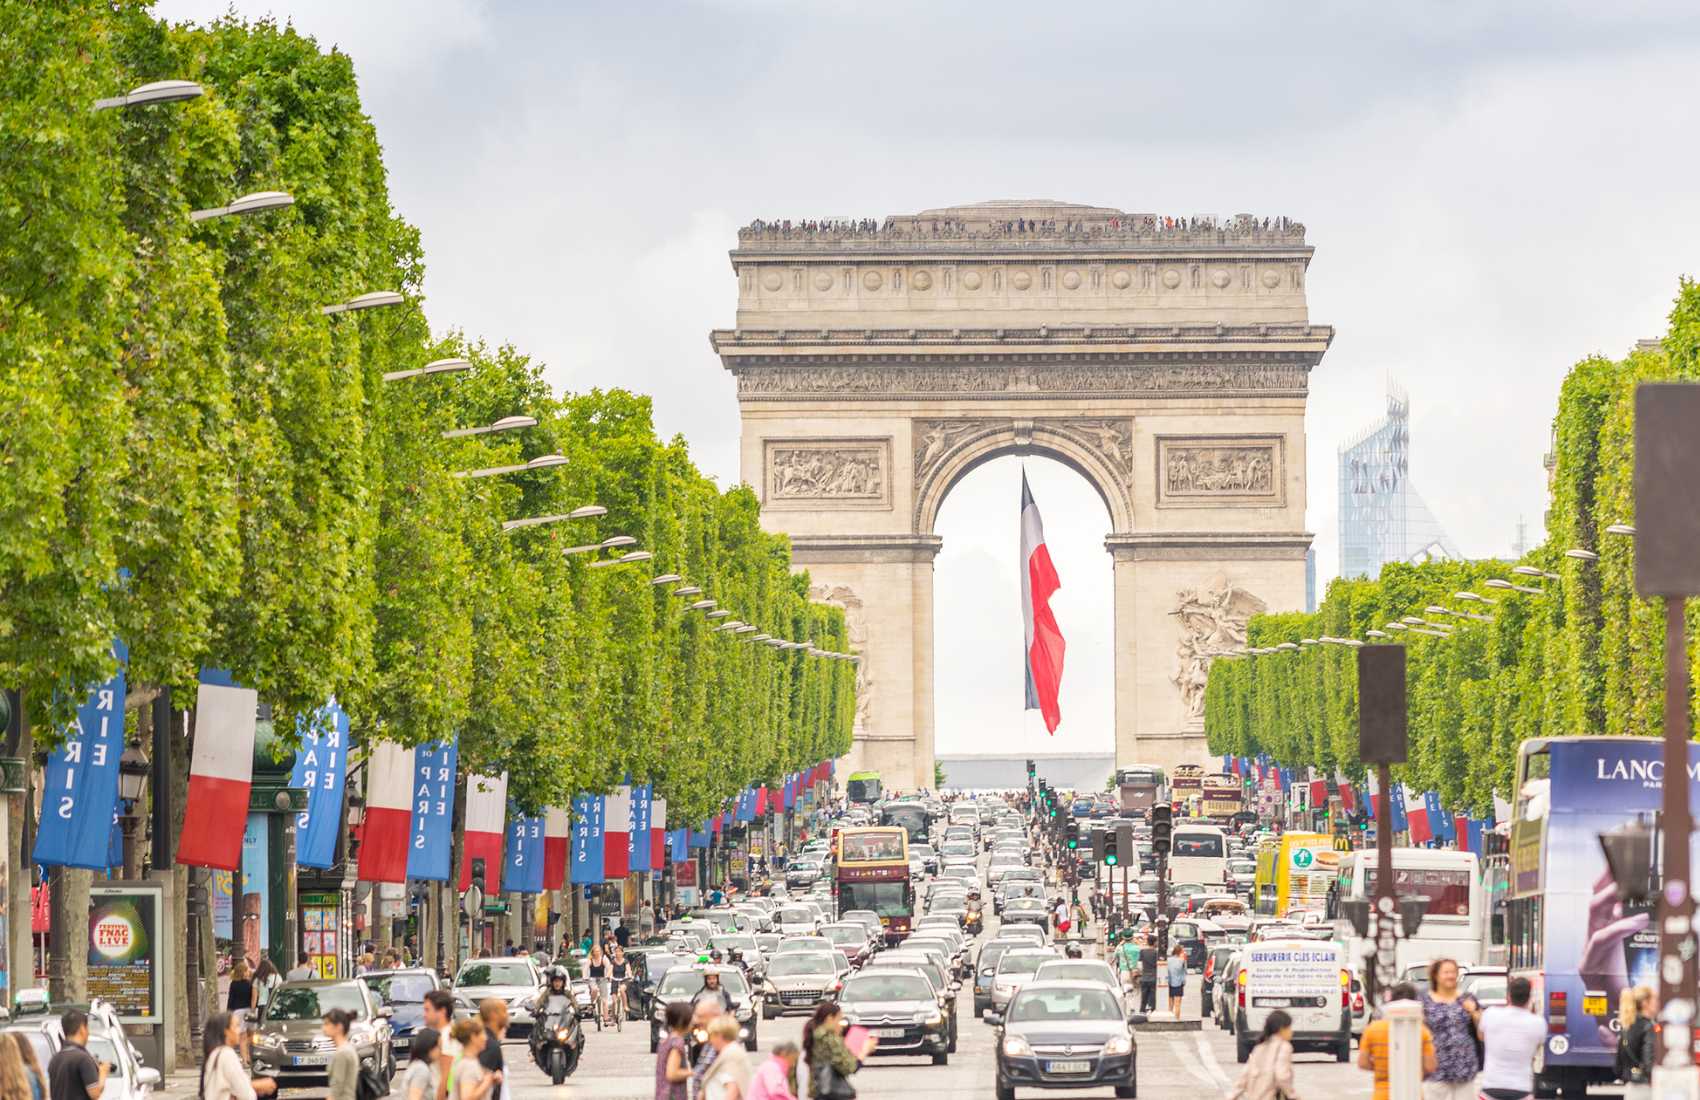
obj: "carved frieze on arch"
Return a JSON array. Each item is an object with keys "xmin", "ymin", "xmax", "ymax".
[{"xmin": 911, "ymin": 416, "xmax": 1135, "ymax": 535}]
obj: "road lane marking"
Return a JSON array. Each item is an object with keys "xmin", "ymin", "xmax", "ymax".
[
  {"xmin": 1193, "ymin": 1032, "xmax": 1235, "ymax": 1090},
  {"xmin": 1166, "ymin": 1036, "xmax": 1221, "ymax": 1090}
]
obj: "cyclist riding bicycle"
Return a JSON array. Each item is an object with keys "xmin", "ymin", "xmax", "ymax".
[
  {"xmin": 608, "ymin": 946, "xmax": 631, "ymax": 1024},
  {"xmin": 586, "ymin": 944, "xmax": 611, "ymax": 1024}
]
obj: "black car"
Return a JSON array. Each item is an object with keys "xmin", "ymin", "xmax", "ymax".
[
  {"xmin": 1169, "ymin": 920, "xmax": 1209, "ymax": 970},
  {"xmin": 646, "ymin": 965, "xmax": 758, "ymax": 1053},
  {"xmin": 359, "ymin": 968, "xmax": 446, "ymax": 1062},
  {"xmin": 626, "ymin": 949, "xmax": 689, "ymax": 1021},
  {"xmin": 994, "ymin": 981, "xmax": 1138, "ymax": 1100},
  {"xmin": 835, "ymin": 969, "xmax": 950, "ymax": 1066},
  {"xmin": 974, "ymin": 940, "xmax": 1021, "ymax": 1015}
]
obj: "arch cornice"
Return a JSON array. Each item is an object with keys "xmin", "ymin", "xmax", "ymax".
[{"xmin": 913, "ymin": 416, "xmax": 1134, "ymax": 535}]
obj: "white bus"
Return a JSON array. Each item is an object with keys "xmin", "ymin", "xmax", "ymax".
[
  {"xmin": 1167, "ymin": 824, "xmax": 1228, "ymax": 888},
  {"xmin": 1333, "ymin": 849, "xmax": 1484, "ymax": 975}
]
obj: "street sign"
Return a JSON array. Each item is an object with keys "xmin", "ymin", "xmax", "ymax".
[{"xmin": 461, "ymin": 884, "xmax": 484, "ymax": 918}]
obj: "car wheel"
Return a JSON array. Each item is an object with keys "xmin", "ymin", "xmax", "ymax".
[
  {"xmin": 649, "ymin": 1025, "xmax": 659, "ymax": 1053},
  {"xmin": 745, "ymin": 1024, "xmax": 759, "ymax": 1053},
  {"xmin": 1236, "ymin": 1031, "xmax": 1252, "ymax": 1064},
  {"xmin": 1337, "ymin": 1038, "xmax": 1351, "ymax": 1063},
  {"xmin": 995, "ymin": 1078, "xmax": 1015, "ymax": 1100},
  {"xmin": 1115, "ymin": 1086, "xmax": 1137, "ymax": 1099}
]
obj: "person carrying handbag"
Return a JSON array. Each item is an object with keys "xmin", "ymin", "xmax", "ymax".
[
  {"xmin": 802, "ymin": 1004, "xmax": 863, "ymax": 1100},
  {"xmin": 1226, "ymin": 1010, "xmax": 1300, "ymax": 1100}
]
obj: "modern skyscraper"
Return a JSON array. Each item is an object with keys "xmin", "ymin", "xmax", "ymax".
[{"xmin": 1338, "ymin": 381, "xmax": 1460, "ymax": 579}]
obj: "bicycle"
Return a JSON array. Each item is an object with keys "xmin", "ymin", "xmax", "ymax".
[{"xmin": 608, "ymin": 980, "xmax": 627, "ymax": 1031}]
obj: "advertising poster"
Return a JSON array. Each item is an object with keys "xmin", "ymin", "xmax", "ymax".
[
  {"xmin": 1532, "ymin": 739, "xmax": 1700, "ymax": 1074},
  {"xmin": 240, "ymin": 814, "xmax": 269, "ymax": 968},
  {"xmin": 211, "ymin": 871, "xmax": 233, "ymax": 940},
  {"xmin": 87, "ymin": 889, "xmax": 158, "ymax": 1019}
]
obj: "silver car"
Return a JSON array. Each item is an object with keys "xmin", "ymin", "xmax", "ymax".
[
  {"xmin": 453, "ymin": 956, "xmax": 545, "ymax": 1036},
  {"xmin": 761, "ymin": 951, "xmax": 842, "ymax": 1018},
  {"xmin": 251, "ymin": 980, "xmax": 394, "ymax": 1087},
  {"xmin": 988, "ymin": 947, "xmax": 1058, "ymax": 1016}
]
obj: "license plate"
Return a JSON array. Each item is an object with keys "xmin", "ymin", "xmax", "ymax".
[
  {"xmin": 1046, "ymin": 1060, "xmax": 1091, "ymax": 1074},
  {"xmin": 1253, "ymin": 997, "xmax": 1291, "ymax": 1007},
  {"xmin": 1583, "ymin": 994, "xmax": 1608, "ymax": 1016},
  {"xmin": 291, "ymin": 1055, "xmax": 327, "ymax": 1067},
  {"xmin": 873, "ymin": 1028, "xmax": 906, "ymax": 1038}
]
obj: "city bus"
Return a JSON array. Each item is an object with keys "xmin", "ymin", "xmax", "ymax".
[
  {"xmin": 1504, "ymin": 736, "xmax": 1700, "ymax": 1100},
  {"xmin": 1170, "ymin": 764, "xmax": 1205, "ymax": 804},
  {"xmin": 1117, "ymin": 765, "xmax": 1167, "ymax": 818},
  {"xmin": 845, "ymin": 770, "xmax": 882, "ymax": 804},
  {"xmin": 879, "ymin": 800, "xmax": 930, "ymax": 843},
  {"xmin": 1168, "ymin": 823, "xmax": 1229, "ymax": 888},
  {"xmin": 834, "ymin": 825, "xmax": 914, "ymax": 944},
  {"xmin": 1333, "ymin": 848, "xmax": 1483, "ymax": 976},
  {"xmin": 1251, "ymin": 832, "xmax": 1338, "ymax": 917}
]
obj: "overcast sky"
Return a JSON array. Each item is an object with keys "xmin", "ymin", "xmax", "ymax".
[{"xmin": 158, "ymin": 0, "xmax": 1700, "ymax": 758}]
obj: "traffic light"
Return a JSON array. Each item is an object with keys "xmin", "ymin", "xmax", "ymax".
[
  {"xmin": 1150, "ymin": 804, "xmax": 1172, "ymax": 858},
  {"xmin": 1092, "ymin": 826, "xmax": 1107, "ymax": 864},
  {"xmin": 1065, "ymin": 820, "xmax": 1080, "ymax": 850},
  {"xmin": 470, "ymin": 857, "xmax": 487, "ymax": 893},
  {"xmin": 1101, "ymin": 828, "xmax": 1118, "ymax": 867},
  {"xmin": 1026, "ymin": 758, "xmax": 1036, "ymax": 778}
]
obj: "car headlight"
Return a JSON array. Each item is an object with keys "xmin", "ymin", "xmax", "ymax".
[
  {"xmin": 1002, "ymin": 1035, "xmax": 1032, "ymax": 1058},
  {"xmin": 256, "ymin": 1033, "xmax": 285, "ymax": 1049},
  {"xmin": 918, "ymin": 1009, "xmax": 942, "ymax": 1026},
  {"xmin": 1103, "ymin": 1035, "xmax": 1133, "ymax": 1056}
]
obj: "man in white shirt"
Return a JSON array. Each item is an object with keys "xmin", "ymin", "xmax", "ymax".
[{"xmin": 1477, "ymin": 976, "xmax": 1547, "ymax": 1100}]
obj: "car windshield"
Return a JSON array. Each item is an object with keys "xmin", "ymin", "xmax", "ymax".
[
  {"xmin": 777, "ymin": 939, "xmax": 831, "ymax": 954},
  {"xmin": 1036, "ymin": 963, "xmax": 1111, "ymax": 984},
  {"xmin": 791, "ymin": 860, "xmax": 820, "ymax": 872},
  {"xmin": 456, "ymin": 962, "xmax": 534, "ymax": 987},
  {"xmin": 823, "ymin": 926, "xmax": 864, "ymax": 945},
  {"xmin": 7, "ymin": 1034, "xmax": 52, "ymax": 1075},
  {"xmin": 711, "ymin": 935, "xmax": 757, "ymax": 953},
  {"xmin": 644, "ymin": 953, "xmax": 685, "ymax": 981},
  {"xmin": 1011, "ymin": 987, "xmax": 1123, "ymax": 1022},
  {"xmin": 997, "ymin": 953, "xmax": 1050, "ymax": 976},
  {"xmin": 265, "ymin": 985, "xmax": 368, "ymax": 1021},
  {"xmin": 768, "ymin": 954, "xmax": 838, "ymax": 977},
  {"xmin": 1007, "ymin": 898, "xmax": 1043, "ymax": 911},
  {"xmin": 657, "ymin": 970, "xmax": 749, "ymax": 997},
  {"xmin": 1229, "ymin": 860, "xmax": 1256, "ymax": 873},
  {"xmin": 1463, "ymin": 974, "xmax": 1508, "ymax": 1002},
  {"xmin": 1172, "ymin": 923, "xmax": 1199, "ymax": 939},
  {"xmin": 777, "ymin": 908, "xmax": 812, "ymax": 924},
  {"xmin": 362, "ymin": 973, "xmax": 436, "ymax": 1003},
  {"xmin": 842, "ymin": 974, "xmax": 934, "ymax": 1003}
]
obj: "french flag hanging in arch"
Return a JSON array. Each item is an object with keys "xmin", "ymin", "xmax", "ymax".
[{"xmin": 1020, "ymin": 470, "xmax": 1065, "ymax": 733}]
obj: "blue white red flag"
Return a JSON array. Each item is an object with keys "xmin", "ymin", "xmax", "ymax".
[{"xmin": 1020, "ymin": 472, "xmax": 1065, "ymax": 733}]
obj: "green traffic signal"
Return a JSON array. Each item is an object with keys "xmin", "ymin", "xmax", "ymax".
[{"xmin": 1104, "ymin": 852, "xmax": 1118, "ymax": 866}]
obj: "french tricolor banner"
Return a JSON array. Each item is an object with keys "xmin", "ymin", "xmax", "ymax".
[
  {"xmin": 570, "ymin": 793, "xmax": 605, "ymax": 884},
  {"xmin": 1020, "ymin": 472, "xmax": 1065, "ymax": 733},
  {"xmin": 543, "ymin": 807, "xmax": 571, "ymax": 890},
  {"xmin": 755, "ymin": 786, "xmax": 769, "ymax": 818},
  {"xmin": 604, "ymin": 785, "xmax": 631, "ymax": 880},
  {"xmin": 177, "ymin": 670, "xmax": 258, "ymax": 871},
  {"xmin": 650, "ymin": 798, "xmax": 668, "ymax": 870},
  {"xmin": 356, "ymin": 739, "xmax": 414, "ymax": 883},
  {"xmin": 1308, "ymin": 777, "xmax": 1327, "ymax": 808},
  {"xmin": 630, "ymin": 785, "xmax": 653, "ymax": 874},
  {"xmin": 459, "ymin": 773, "xmax": 508, "ymax": 890}
]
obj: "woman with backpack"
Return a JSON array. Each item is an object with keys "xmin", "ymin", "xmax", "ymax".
[
  {"xmin": 1618, "ymin": 986, "xmax": 1657, "ymax": 1099},
  {"xmin": 1226, "ymin": 1009, "xmax": 1299, "ymax": 1100}
]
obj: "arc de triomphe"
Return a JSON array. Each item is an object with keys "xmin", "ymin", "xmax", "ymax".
[{"xmin": 711, "ymin": 201, "xmax": 1332, "ymax": 791}]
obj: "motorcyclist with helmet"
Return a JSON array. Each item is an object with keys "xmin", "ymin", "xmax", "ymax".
[{"xmin": 529, "ymin": 966, "xmax": 583, "ymax": 1083}]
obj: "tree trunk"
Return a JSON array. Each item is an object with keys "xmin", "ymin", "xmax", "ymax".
[
  {"xmin": 6, "ymin": 710, "xmax": 34, "ymax": 1002},
  {"xmin": 46, "ymin": 866, "xmax": 90, "ymax": 1003},
  {"xmin": 169, "ymin": 700, "xmax": 194, "ymax": 1064}
]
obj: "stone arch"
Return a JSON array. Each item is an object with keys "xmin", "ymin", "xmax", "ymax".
[{"xmin": 913, "ymin": 417, "xmax": 1134, "ymax": 536}]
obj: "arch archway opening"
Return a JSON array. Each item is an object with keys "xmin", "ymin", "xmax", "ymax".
[{"xmin": 933, "ymin": 454, "xmax": 1115, "ymax": 768}]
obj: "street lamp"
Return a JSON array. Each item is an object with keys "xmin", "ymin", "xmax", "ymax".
[
  {"xmin": 589, "ymin": 550, "xmax": 652, "ymax": 568},
  {"xmin": 452, "ymin": 453, "xmax": 568, "ymax": 480},
  {"xmin": 705, "ymin": 610, "xmax": 730, "ymax": 619},
  {"xmin": 502, "ymin": 505, "xmax": 606, "ymax": 532},
  {"xmin": 1606, "ymin": 523, "xmax": 1638, "ymax": 536},
  {"xmin": 1511, "ymin": 565, "xmax": 1558, "ymax": 581},
  {"xmin": 118, "ymin": 745, "xmax": 151, "ymax": 879},
  {"xmin": 1275, "ymin": 642, "xmax": 1299, "ymax": 652},
  {"xmin": 383, "ymin": 357, "xmax": 472, "ymax": 383},
  {"xmin": 1365, "ymin": 629, "xmax": 1390, "ymax": 639},
  {"xmin": 321, "ymin": 291, "xmax": 405, "ymax": 316},
  {"xmin": 688, "ymin": 600, "xmax": 717, "ymax": 611},
  {"xmin": 1565, "ymin": 548, "xmax": 1599, "ymax": 561},
  {"xmin": 750, "ymin": 634, "xmax": 771, "ymax": 642},
  {"xmin": 1300, "ymin": 638, "xmax": 1318, "ymax": 646},
  {"xmin": 672, "ymin": 586, "xmax": 702, "ymax": 597},
  {"xmin": 564, "ymin": 535, "xmax": 635, "ymax": 557},
  {"xmin": 443, "ymin": 415, "xmax": 537, "ymax": 439},
  {"xmin": 94, "ymin": 79, "xmax": 203, "ymax": 110},
  {"xmin": 189, "ymin": 190, "xmax": 295, "ymax": 223},
  {"xmin": 650, "ymin": 574, "xmax": 683, "ymax": 586},
  {"xmin": 1455, "ymin": 591, "xmax": 1497, "ymax": 605},
  {"xmin": 1383, "ymin": 623, "xmax": 1408, "ymax": 632},
  {"xmin": 1485, "ymin": 578, "xmax": 1544, "ymax": 596}
]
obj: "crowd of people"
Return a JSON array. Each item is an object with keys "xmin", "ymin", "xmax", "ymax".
[{"xmin": 738, "ymin": 213, "xmax": 1305, "ymax": 243}]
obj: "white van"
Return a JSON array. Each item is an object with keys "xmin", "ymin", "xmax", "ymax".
[{"xmin": 1231, "ymin": 938, "xmax": 1351, "ymax": 1064}]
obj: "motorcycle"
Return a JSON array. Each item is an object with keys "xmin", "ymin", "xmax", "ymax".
[
  {"xmin": 529, "ymin": 995, "xmax": 585, "ymax": 1085},
  {"xmin": 964, "ymin": 894, "xmax": 984, "ymax": 936}
]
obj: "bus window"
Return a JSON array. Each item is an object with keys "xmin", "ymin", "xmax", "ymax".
[
  {"xmin": 840, "ymin": 833, "xmax": 904, "ymax": 861},
  {"xmin": 1364, "ymin": 867, "xmax": 1473, "ymax": 917},
  {"xmin": 1173, "ymin": 834, "xmax": 1225, "ymax": 858},
  {"xmin": 1506, "ymin": 895, "xmax": 1543, "ymax": 971}
]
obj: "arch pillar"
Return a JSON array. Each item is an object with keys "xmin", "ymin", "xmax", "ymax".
[{"xmin": 792, "ymin": 534, "xmax": 942, "ymax": 792}]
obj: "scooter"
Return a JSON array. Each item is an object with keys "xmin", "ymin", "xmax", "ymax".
[{"xmin": 529, "ymin": 995, "xmax": 585, "ymax": 1085}]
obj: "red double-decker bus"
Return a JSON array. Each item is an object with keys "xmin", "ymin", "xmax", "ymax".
[{"xmin": 834, "ymin": 826, "xmax": 913, "ymax": 944}]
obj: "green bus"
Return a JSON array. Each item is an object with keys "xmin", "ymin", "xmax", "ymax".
[{"xmin": 845, "ymin": 770, "xmax": 882, "ymax": 804}]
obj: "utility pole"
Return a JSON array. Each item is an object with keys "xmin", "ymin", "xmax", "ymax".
[{"xmin": 1632, "ymin": 383, "xmax": 1700, "ymax": 1096}]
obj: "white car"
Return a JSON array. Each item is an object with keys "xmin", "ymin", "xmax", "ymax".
[{"xmin": 774, "ymin": 905, "xmax": 821, "ymax": 937}]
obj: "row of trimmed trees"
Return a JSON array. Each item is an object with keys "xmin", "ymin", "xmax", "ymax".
[{"xmin": 1205, "ymin": 278, "xmax": 1700, "ymax": 810}]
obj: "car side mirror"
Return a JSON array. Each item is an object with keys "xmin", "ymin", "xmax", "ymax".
[
  {"xmin": 981, "ymin": 1008, "xmax": 1002, "ymax": 1025},
  {"xmin": 137, "ymin": 1067, "xmax": 162, "ymax": 1088},
  {"xmin": 379, "ymin": 1005, "xmax": 395, "ymax": 1018}
]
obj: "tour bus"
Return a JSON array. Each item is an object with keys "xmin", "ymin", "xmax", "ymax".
[
  {"xmin": 1117, "ymin": 765, "xmax": 1167, "ymax": 818},
  {"xmin": 845, "ymin": 771, "xmax": 882, "ymax": 805},
  {"xmin": 1252, "ymin": 832, "xmax": 1338, "ymax": 918},
  {"xmin": 1504, "ymin": 736, "xmax": 1700, "ymax": 1100},
  {"xmin": 1201, "ymin": 773, "xmax": 1245, "ymax": 821},
  {"xmin": 1334, "ymin": 848, "xmax": 1483, "ymax": 976},
  {"xmin": 1171, "ymin": 764, "xmax": 1205, "ymax": 803},
  {"xmin": 1168, "ymin": 823, "xmax": 1229, "ymax": 888},
  {"xmin": 834, "ymin": 825, "xmax": 914, "ymax": 944}
]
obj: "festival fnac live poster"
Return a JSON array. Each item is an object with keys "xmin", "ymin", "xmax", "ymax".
[{"xmin": 87, "ymin": 892, "xmax": 156, "ymax": 1018}]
